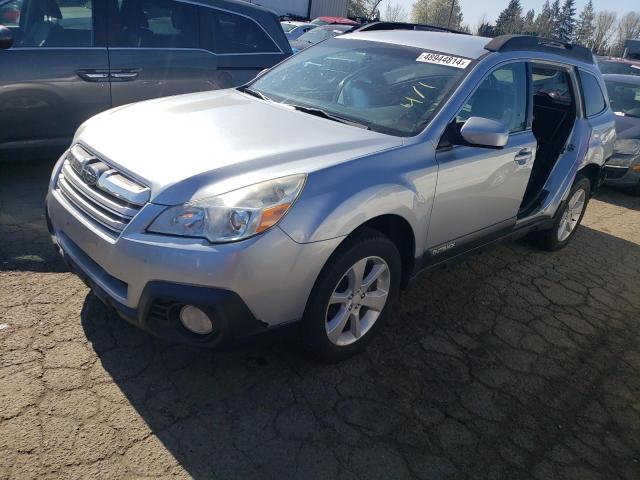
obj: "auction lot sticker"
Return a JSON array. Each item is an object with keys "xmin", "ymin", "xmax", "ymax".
[{"xmin": 416, "ymin": 52, "xmax": 471, "ymax": 69}]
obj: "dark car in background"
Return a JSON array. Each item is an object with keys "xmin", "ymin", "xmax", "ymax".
[
  {"xmin": 0, "ymin": 0, "xmax": 291, "ymax": 159},
  {"xmin": 289, "ymin": 24, "xmax": 351, "ymax": 53},
  {"xmin": 598, "ymin": 57, "xmax": 640, "ymax": 76},
  {"xmin": 603, "ymin": 74, "xmax": 640, "ymax": 194}
]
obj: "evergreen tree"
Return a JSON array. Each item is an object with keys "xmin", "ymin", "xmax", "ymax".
[
  {"xmin": 522, "ymin": 9, "xmax": 536, "ymax": 35},
  {"xmin": 494, "ymin": 0, "xmax": 523, "ymax": 35},
  {"xmin": 535, "ymin": 1, "xmax": 553, "ymax": 37},
  {"xmin": 557, "ymin": 0, "xmax": 576, "ymax": 42},
  {"xmin": 550, "ymin": 0, "xmax": 562, "ymax": 38},
  {"xmin": 574, "ymin": 0, "xmax": 595, "ymax": 47}
]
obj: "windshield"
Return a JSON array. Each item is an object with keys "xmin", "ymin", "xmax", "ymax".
[
  {"xmin": 606, "ymin": 80, "xmax": 640, "ymax": 118},
  {"xmin": 250, "ymin": 38, "xmax": 471, "ymax": 137},
  {"xmin": 599, "ymin": 61, "xmax": 640, "ymax": 76},
  {"xmin": 281, "ymin": 23, "xmax": 297, "ymax": 32}
]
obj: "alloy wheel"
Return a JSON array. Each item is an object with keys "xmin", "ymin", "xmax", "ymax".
[
  {"xmin": 325, "ymin": 256, "xmax": 391, "ymax": 346},
  {"xmin": 557, "ymin": 188, "xmax": 586, "ymax": 242}
]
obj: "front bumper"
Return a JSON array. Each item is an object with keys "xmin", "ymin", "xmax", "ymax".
[{"xmin": 46, "ymin": 170, "xmax": 343, "ymax": 346}]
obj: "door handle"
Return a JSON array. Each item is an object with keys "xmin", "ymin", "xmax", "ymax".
[
  {"xmin": 514, "ymin": 147, "xmax": 533, "ymax": 165},
  {"xmin": 109, "ymin": 69, "xmax": 139, "ymax": 82},
  {"xmin": 76, "ymin": 69, "xmax": 109, "ymax": 82}
]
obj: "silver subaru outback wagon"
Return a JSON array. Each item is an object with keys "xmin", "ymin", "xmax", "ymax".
[{"xmin": 46, "ymin": 31, "xmax": 615, "ymax": 361}]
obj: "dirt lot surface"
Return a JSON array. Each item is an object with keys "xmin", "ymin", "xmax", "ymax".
[{"xmin": 1, "ymin": 158, "xmax": 640, "ymax": 479}]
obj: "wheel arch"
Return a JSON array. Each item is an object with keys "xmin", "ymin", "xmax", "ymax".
[{"xmin": 577, "ymin": 162, "xmax": 603, "ymax": 194}]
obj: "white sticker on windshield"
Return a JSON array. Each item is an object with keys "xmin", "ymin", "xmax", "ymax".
[{"xmin": 416, "ymin": 52, "xmax": 471, "ymax": 69}]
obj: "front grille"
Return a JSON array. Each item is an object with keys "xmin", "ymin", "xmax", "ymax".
[{"xmin": 55, "ymin": 145, "xmax": 150, "ymax": 237}]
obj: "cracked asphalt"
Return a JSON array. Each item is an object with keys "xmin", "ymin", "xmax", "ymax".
[{"xmin": 1, "ymin": 158, "xmax": 640, "ymax": 479}]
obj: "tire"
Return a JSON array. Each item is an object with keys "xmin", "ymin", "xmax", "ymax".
[
  {"xmin": 299, "ymin": 228, "xmax": 402, "ymax": 362},
  {"xmin": 531, "ymin": 175, "xmax": 591, "ymax": 251}
]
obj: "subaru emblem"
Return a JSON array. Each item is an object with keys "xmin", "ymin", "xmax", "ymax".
[{"xmin": 81, "ymin": 164, "xmax": 101, "ymax": 186}]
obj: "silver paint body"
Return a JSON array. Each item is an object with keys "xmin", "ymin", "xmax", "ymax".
[{"xmin": 46, "ymin": 31, "xmax": 616, "ymax": 327}]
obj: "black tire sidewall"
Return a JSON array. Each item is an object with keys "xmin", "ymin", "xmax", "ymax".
[{"xmin": 300, "ymin": 231, "xmax": 402, "ymax": 361}]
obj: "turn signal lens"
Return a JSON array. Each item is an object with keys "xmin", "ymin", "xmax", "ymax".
[{"xmin": 257, "ymin": 203, "xmax": 291, "ymax": 233}]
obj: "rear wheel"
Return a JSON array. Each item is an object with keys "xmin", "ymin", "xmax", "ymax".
[
  {"xmin": 531, "ymin": 175, "xmax": 591, "ymax": 251},
  {"xmin": 300, "ymin": 228, "xmax": 401, "ymax": 362}
]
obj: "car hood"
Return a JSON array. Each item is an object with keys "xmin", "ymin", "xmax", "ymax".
[{"xmin": 74, "ymin": 89, "xmax": 402, "ymax": 205}]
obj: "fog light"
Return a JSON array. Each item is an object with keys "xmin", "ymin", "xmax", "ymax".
[{"xmin": 179, "ymin": 305, "xmax": 213, "ymax": 334}]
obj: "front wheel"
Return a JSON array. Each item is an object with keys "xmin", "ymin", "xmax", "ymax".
[
  {"xmin": 300, "ymin": 228, "xmax": 401, "ymax": 362},
  {"xmin": 531, "ymin": 175, "xmax": 591, "ymax": 251}
]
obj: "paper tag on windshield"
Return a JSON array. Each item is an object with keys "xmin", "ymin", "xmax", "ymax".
[{"xmin": 416, "ymin": 52, "xmax": 471, "ymax": 69}]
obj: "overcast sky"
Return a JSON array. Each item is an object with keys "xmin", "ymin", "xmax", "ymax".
[{"xmin": 384, "ymin": 0, "xmax": 634, "ymax": 27}]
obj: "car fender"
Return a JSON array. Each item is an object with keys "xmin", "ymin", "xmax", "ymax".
[{"xmin": 278, "ymin": 145, "xmax": 437, "ymax": 260}]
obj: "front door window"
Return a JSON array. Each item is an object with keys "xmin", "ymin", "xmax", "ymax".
[{"xmin": 0, "ymin": 0, "xmax": 94, "ymax": 47}]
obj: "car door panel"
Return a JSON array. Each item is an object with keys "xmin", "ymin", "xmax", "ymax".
[
  {"xmin": 427, "ymin": 61, "xmax": 535, "ymax": 249},
  {"xmin": 108, "ymin": 48, "xmax": 220, "ymax": 105},
  {"xmin": 0, "ymin": 0, "xmax": 110, "ymax": 151},
  {"xmin": 429, "ymin": 131, "xmax": 536, "ymax": 248}
]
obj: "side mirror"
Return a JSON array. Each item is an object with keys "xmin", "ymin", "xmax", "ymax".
[
  {"xmin": 0, "ymin": 25, "xmax": 13, "ymax": 50},
  {"xmin": 459, "ymin": 116, "xmax": 509, "ymax": 148}
]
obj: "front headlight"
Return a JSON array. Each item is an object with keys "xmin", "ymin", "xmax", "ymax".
[
  {"xmin": 614, "ymin": 139, "xmax": 640, "ymax": 156},
  {"xmin": 148, "ymin": 174, "xmax": 306, "ymax": 243}
]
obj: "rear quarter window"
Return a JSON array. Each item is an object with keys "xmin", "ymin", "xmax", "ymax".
[{"xmin": 579, "ymin": 71, "xmax": 607, "ymax": 117}]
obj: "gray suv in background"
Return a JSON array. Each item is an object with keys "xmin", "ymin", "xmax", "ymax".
[
  {"xmin": 46, "ymin": 32, "xmax": 615, "ymax": 361},
  {"xmin": 0, "ymin": 0, "xmax": 290, "ymax": 159}
]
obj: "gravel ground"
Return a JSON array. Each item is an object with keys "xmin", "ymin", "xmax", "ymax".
[{"xmin": 1, "ymin": 158, "xmax": 640, "ymax": 479}]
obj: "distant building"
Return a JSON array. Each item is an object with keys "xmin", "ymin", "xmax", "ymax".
[{"xmin": 244, "ymin": 0, "xmax": 348, "ymax": 20}]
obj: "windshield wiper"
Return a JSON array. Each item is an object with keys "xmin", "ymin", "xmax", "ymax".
[
  {"xmin": 241, "ymin": 87, "xmax": 271, "ymax": 102},
  {"xmin": 288, "ymin": 104, "xmax": 371, "ymax": 130}
]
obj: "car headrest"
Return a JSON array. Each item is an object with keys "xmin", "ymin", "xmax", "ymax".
[
  {"xmin": 120, "ymin": 0, "xmax": 149, "ymax": 29},
  {"xmin": 38, "ymin": 0, "xmax": 62, "ymax": 19}
]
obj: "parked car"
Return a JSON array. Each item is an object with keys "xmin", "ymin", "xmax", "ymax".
[
  {"xmin": 289, "ymin": 24, "xmax": 351, "ymax": 53},
  {"xmin": 46, "ymin": 32, "xmax": 614, "ymax": 361},
  {"xmin": 281, "ymin": 20, "xmax": 316, "ymax": 41},
  {"xmin": 311, "ymin": 16, "xmax": 358, "ymax": 26},
  {"xmin": 598, "ymin": 57, "xmax": 640, "ymax": 76},
  {"xmin": 602, "ymin": 74, "xmax": 640, "ymax": 194},
  {"xmin": 0, "ymin": 0, "xmax": 291, "ymax": 160}
]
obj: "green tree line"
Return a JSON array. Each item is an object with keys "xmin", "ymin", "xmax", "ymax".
[{"xmin": 347, "ymin": 0, "xmax": 639, "ymax": 56}]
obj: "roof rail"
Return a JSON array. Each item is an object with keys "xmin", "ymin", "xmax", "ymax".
[
  {"xmin": 351, "ymin": 21, "xmax": 470, "ymax": 35},
  {"xmin": 484, "ymin": 35, "xmax": 594, "ymax": 64}
]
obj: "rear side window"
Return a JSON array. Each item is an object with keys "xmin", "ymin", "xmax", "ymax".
[
  {"xmin": 579, "ymin": 71, "xmax": 607, "ymax": 117},
  {"xmin": 116, "ymin": 0, "xmax": 198, "ymax": 48},
  {"xmin": 210, "ymin": 10, "xmax": 278, "ymax": 54}
]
